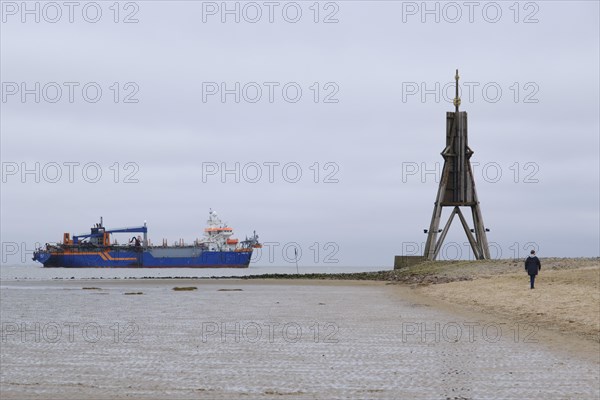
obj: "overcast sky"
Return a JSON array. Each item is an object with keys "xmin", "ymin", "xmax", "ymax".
[{"xmin": 1, "ymin": 1, "xmax": 599, "ymax": 266}]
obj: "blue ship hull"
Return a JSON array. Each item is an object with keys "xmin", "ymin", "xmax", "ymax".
[{"xmin": 35, "ymin": 249, "xmax": 252, "ymax": 268}]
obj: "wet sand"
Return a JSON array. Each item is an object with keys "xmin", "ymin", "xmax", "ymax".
[{"xmin": 1, "ymin": 279, "xmax": 599, "ymax": 399}]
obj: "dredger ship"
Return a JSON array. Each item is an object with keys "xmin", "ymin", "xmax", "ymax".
[{"xmin": 32, "ymin": 210, "xmax": 261, "ymax": 268}]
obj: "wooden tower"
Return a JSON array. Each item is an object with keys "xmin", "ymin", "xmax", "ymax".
[{"xmin": 423, "ymin": 70, "xmax": 490, "ymax": 260}]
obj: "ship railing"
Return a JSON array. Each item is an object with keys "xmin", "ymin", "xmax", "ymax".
[{"xmin": 47, "ymin": 242, "xmax": 143, "ymax": 252}]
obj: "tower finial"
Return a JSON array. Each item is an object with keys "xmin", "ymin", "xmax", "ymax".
[{"xmin": 453, "ymin": 69, "xmax": 461, "ymax": 112}]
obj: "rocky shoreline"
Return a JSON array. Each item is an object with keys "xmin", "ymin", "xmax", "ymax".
[{"xmin": 238, "ymin": 257, "xmax": 599, "ymax": 285}]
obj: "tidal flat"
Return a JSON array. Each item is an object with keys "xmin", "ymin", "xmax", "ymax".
[{"xmin": 1, "ymin": 278, "xmax": 599, "ymax": 399}]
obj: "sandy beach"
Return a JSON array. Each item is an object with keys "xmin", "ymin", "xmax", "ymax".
[
  {"xmin": 1, "ymin": 275, "xmax": 599, "ymax": 399},
  {"xmin": 417, "ymin": 263, "xmax": 600, "ymax": 342}
]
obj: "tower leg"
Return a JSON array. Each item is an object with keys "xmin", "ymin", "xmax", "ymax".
[
  {"xmin": 471, "ymin": 203, "xmax": 490, "ymax": 259},
  {"xmin": 424, "ymin": 202, "xmax": 442, "ymax": 260},
  {"xmin": 424, "ymin": 162, "xmax": 451, "ymax": 260},
  {"xmin": 456, "ymin": 207, "xmax": 482, "ymax": 259},
  {"xmin": 432, "ymin": 207, "xmax": 458, "ymax": 259}
]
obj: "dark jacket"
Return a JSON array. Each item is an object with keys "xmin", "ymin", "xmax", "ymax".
[{"xmin": 525, "ymin": 256, "xmax": 541, "ymax": 275}]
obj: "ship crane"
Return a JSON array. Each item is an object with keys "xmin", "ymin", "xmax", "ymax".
[{"xmin": 73, "ymin": 218, "xmax": 148, "ymax": 247}]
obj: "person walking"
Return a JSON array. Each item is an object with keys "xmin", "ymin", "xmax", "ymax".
[{"xmin": 524, "ymin": 250, "xmax": 541, "ymax": 289}]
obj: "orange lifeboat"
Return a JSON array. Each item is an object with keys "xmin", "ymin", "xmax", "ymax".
[{"xmin": 226, "ymin": 238, "xmax": 239, "ymax": 245}]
